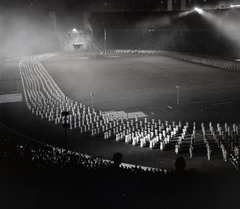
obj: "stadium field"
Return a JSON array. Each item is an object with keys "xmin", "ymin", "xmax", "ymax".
[
  {"xmin": 43, "ymin": 53, "xmax": 240, "ymax": 125},
  {"xmin": 1, "ymin": 52, "xmax": 240, "ymax": 176}
]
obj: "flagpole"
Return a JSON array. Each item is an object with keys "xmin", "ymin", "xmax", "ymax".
[
  {"xmin": 104, "ymin": 28, "xmax": 107, "ymax": 57},
  {"xmin": 91, "ymin": 93, "xmax": 94, "ymax": 110},
  {"xmin": 176, "ymin": 86, "xmax": 179, "ymax": 105}
]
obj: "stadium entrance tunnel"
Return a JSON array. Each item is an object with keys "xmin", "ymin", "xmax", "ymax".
[{"xmin": 73, "ymin": 43, "xmax": 84, "ymax": 50}]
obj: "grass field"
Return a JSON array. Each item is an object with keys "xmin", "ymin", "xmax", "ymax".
[
  {"xmin": 43, "ymin": 53, "xmax": 240, "ymax": 125},
  {"xmin": 1, "ymin": 53, "xmax": 240, "ymax": 176}
]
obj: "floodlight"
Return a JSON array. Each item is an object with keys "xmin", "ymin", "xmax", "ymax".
[
  {"xmin": 194, "ymin": 7, "xmax": 203, "ymax": 14},
  {"xmin": 230, "ymin": 5, "xmax": 240, "ymax": 8}
]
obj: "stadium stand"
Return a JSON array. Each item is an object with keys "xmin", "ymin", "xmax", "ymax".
[
  {"xmin": 0, "ymin": 121, "xmax": 168, "ymax": 179},
  {"xmin": 89, "ymin": 8, "xmax": 240, "ymax": 59},
  {"xmin": 0, "ymin": 118, "xmax": 239, "ymax": 209}
]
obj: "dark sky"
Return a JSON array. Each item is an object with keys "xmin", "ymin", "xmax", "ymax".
[{"xmin": 0, "ymin": 0, "xmax": 233, "ymax": 14}]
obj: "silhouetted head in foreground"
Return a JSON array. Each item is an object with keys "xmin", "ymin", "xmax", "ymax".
[
  {"xmin": 113, "ymin": 153, "xmax": 123, "ymax": 168},
  {"xmin": 174, "ymin": 156, "xmax": 186, "ymax": 173}
]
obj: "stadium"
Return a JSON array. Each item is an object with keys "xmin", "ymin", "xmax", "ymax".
[{"xmin": 0, "ymin": 1, "xmax": 240, "ymax": 208}]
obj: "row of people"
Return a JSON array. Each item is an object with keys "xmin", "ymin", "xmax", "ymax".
[
  {"xmin": 111, "ymin": 49, "xmax": 240, "ymax": 72},
  {"xmin": 185, "ymin": 122, "xmax": 239, "ymax": 162},
  {"xmin": 208, "ymin": 122, "xmax": 239, "ymax": 166}
]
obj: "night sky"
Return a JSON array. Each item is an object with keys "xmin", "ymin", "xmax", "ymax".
[{"xmin": 0, "ymin": 0, "xmax": 234, "ymax": 14}]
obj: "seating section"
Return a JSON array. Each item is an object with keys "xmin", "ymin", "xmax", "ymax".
[
  {"xmin": 0, "ymin": 121, "xmax": 168, "ymax": 179},
  {"xmin": 90, "ymin": 9, "xmax": 240, "ymax": 58}
]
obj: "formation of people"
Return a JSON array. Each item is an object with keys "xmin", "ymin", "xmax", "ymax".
[
  {"xmin": 112, "ymin": 49, "xmax": 240, "ymax": 72},
  {"xmin": 187, "ymin": 122, "xmax": 239, "ymax": 163},
  {"xmin": 18, "ymin": 51, "xmax": 239, "ymax": 168}
]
